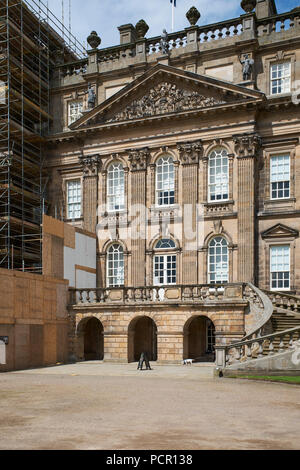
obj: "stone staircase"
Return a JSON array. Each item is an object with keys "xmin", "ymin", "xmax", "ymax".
[
  {"xmin": 265, "ymin": 307, "xmax": 300, "ymax": 353},
  {"xmin": 216, "ymin": 287, "xmax": 300, "ymax": 371}
]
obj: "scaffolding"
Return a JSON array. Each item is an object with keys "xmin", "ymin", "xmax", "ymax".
[{"xmin": 0, "ymin": 0, "xmax": 84, "ymax": 272}]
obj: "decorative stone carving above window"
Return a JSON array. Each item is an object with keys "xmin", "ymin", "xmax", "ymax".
[
  {"xmin": 233, "ymin": 133, "xmax": 262, "ymax": 158},
  {"xmin": 177, "ymin": 140, "xmax": 203, "ymax": 165},
  {"xmin": 107, "ymin": 82, "xmax": 226, "ymax": 122},
  {"xmin": 204, "ymin": 200, "xmax": 235, "ymax": 216},
  {"xmin": 261, "ymin": 223, "xmax": 299, "ymax": 240},
  {"xmin": 79, "ymin": 154, "xmax": 101, "ymax": 177},
  {"xmin": 128, "ymin": 148, "xmax": 150, "ymax": 171}
]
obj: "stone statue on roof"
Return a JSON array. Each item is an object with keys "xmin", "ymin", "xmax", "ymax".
[
  {"xmin": 160, "ymin": 29, "xmax": 169, "ymax": 55},
  {"xmin": 88, "ymin": 84, "xmax": 96, "ymax": 109}
]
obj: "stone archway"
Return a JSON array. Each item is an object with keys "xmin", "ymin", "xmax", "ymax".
[
  {"xmin": 183, "ymin": 316, "xmax": 216, "ymax": 363},
  {"xmin": 77, "ymin": 317, "xmax": 104, "ymax": 361},
  {"xmin": 128, "ymin": 316, "xmax": 157, "ymax": 363}
]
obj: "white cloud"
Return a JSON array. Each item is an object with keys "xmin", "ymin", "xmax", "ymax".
[{"xmin": 44, "ymin": 0, "xmax": 242, "ymax": 49}]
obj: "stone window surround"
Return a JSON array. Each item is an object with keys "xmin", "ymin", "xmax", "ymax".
[
  {"xmin": 263, "ymin": 145, "xmax": 296, "ymax": 205},
  {"xmin": 263, "ymin": 51, "xmax": 296, "ymax": 97},
  {"xmin": 63, "ymin": 91, "xmax": 86, "ymax": 130},
  {"xmin": 99, "ymin": 240, "xmax": 131, "ymax": 288},
  {"xmin": 155, "ymin": 155, "xmax": 176, "ymax": 208},
  {"xmin": 100, "ymin": 161, "xmax": 129, "ymax": 216},
  {"xmin": 263, "ymin": 238, "xmax": 297, "ymax": 293},
  {"xmin": 146, "ymin": 236, "xmax": 182, "ymax": 286},
  {"xmin": 201, "ymin": 144, "xmax": 234, "ymax": 207},
  {"xmin": 198, "ymin": 232, "xmax": 237, "ymax": 284},
  {"xmin": 106, "ymin": 243, "xmax": 125, "ymax": 288},
  {"xmin": 150, "ymin": 149, "xmax": 179, "ymax": 208},
  {"xmin": 106, "ymin": 161, "xmax": 126, "ymax": 213}
]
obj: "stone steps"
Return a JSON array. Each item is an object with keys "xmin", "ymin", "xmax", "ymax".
[{"xmin": 261, "ymin": 307, "xmax": 300, "ymax": 355}]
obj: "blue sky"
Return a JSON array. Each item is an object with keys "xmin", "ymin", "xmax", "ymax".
[{"xmin": 44, "ymin": 0, "xmax": 299, "ymax": 49}]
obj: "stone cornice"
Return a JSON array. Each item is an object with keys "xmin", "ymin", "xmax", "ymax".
[{"xmin": 177, "ymin": 140, "xmax": 203, "ymax": 165}]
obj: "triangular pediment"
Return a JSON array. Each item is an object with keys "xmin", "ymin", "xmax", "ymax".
[
  {"xmin": 262, "ymin": 224, "xmax": 299, "ymax": 240},
  {"xmin": 70, "ymin": 64, "xmax": 265, "ymax": 130}
]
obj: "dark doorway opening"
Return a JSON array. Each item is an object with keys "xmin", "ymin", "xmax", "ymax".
[
  {"xmin": 128, "ymin": 316, "xmax": 157, "ymax": 362},
  {"xmin": 83, "ymin": 317, "xmax": 104, "ymax": 361},
  {"xmin": 183, "ymin": 316, "xmax": 216, "ymax": 362}
]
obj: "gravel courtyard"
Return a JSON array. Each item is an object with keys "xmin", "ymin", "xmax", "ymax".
[{"xmin": 0, "ymin": 362, "xmax": 299, "ymax": 450}]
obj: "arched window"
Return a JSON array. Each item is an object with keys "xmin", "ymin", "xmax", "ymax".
[
  {"xmin": 153, "ymin": 238, "xmax": 177, "ymax": 285},
  {"xmin": 107, "ymin": 244, "xmax": 124, "ymax": 287},
  {"xmin": 208, "ymin": 148, "xmax": 229, "ymax": 202},
  {"xmin": 208, "ymin": 237, "xmax": 229, "ymax": 284},
  {"xmin": 156, "ymin": 156, "xmax": 175, "ymax": 206},
  {"xmin": 107, "ymin": 162, "xmax": 125, "ymax": 212}
]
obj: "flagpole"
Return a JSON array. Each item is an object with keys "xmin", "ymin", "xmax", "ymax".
[{"xmin": 172, "ymin": 2, "xmax": 175, "ymax": 32}]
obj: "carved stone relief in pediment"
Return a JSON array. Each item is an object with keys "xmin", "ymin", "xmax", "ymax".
[{"xmin": 105, "ymin": 81, "xmax": 226, "ymax": 123}]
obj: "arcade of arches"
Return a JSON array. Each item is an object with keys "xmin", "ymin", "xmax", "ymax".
[{"xmin": 76, "ymin": 315, "xmax": 216, "ymax": 363}]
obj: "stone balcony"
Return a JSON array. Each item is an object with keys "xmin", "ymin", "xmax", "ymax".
[{"xmin": 69, "ymin": 283, "xmax": 247, "ymax": 307}]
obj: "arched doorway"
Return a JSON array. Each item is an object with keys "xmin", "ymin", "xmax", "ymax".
[
  {"xmin": 77, "ymin": 317, "xmax": 104, "ymax": 361},
  {"xmin": 183, "ymin": 316, "xmax": 216, "ymax": 363},
  {"xmin": 128, "ymin": 316, "xmax": 157, "ymax": 362}
]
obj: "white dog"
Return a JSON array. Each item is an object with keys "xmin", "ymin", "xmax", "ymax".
[{"xmin": 182, "ymin": 359, "xmax": 193, "ymax": 365}]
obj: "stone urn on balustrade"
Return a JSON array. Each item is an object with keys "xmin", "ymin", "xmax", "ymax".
[
  {"xmin": 135, "ymin": 19, "xmax": 149, "ymax": 39},
  {"xmin": 241, "ymin": 0, "xmax": 256, "ymax": 13},
  {"xmin": 186, "ymin": 6, "xmax": 201, "ymax": 26},
  {"xmin": 87, "ymin": 31, "xmax": 101, "ymax": 50}
]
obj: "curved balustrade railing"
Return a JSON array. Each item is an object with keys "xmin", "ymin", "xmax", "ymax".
[
  {"xmin": 261, "ymin": 289, "xmax": 300, "ymax": 313},
  {"xmin": 216, "ymin": 326, "xmax": 300, "ymax": 369},
  {"xmin": 241, "ymin": 283, "xmax": 274, "ymax": 341}
]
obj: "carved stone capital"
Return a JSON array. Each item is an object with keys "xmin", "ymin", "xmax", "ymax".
[
  {"xmin": 80, "ymin": 154, "xmax": 101, "ymax": 177},
  {"xmin": 128, "ymin": 148, "xmax": 150, "ymax": 172},
  {"xmin": 177, "ymin": 140, "xmax": 203, "ymax": 165},
  {"xmin": 233, "ymin": 133, "xmax": 262, "ymax": 159}
]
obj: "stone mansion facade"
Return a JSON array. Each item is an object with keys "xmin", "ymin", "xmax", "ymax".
[{"xmin": 45, "ymin": 0, "xmax": 300, "ymax": 365}]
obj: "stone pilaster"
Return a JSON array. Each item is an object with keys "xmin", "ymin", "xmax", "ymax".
[
  {"xmin": 80, "ymin": 154, "xmax": 100, "ymax": 233},
  {"xmin": 234, "ymin": 133, "xmax": 261, "ymax": 283},
  {"xmin": 128, "ymin": 148, "xmax": 150, "ymax": 287},
  {"xmin": 177, "ymin": 140, "xmax": 203, "ymax": 284}
]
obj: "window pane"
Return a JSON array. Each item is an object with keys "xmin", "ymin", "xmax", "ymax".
[
  {"xmin": 68, "ymin": 101, "xmax": 83, "ymax": 124},
  {"xmin": 270, "ymin": 62, "xmax": 291, "ymax": 95},
  {"xmin": 208, "ymin": 237, "xmax": 229, "ymax": 284},
  {"xmin": 156, "ymin": 156, "xmax": 175, "ymax": 206},
  {"xmin": 154, "ymin": 254, "xmax": 176, "ymax": 286},
  {"xmin": 270, "ymin": 245, "xmax": 290, "ymax": 290},
  {"xmin": 270, "ymin": 155, "xmax": 290, "ymax": 199},
  {"xmin": 107, "ymin": 244, "xmax": 124, "ymax": 287},
  {"xmin": 107, "ymin": 162, "xmax": 125, "ymax": 211},
  {"xmin": 67, "ymin": 180, "xmax": 81, "ymax": 219},
  {"xmin": 208, "ymin": 148, "xmax": 229, "ymax": 202}
]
